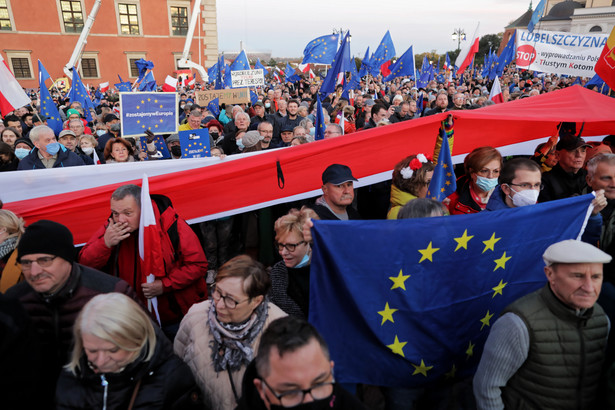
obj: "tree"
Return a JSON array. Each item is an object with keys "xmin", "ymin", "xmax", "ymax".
[
  {"xmin": 477, "ymin": 33, "xmax": 503, "ymax": 65},
  {"xmin": 267, "ymin": 58, "xmax": 277, "ymax": 66}
]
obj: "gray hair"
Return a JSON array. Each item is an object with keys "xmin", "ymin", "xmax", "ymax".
[
  {"xmin": 326, "ymin": 123, "xmax": 343, "ymax": 134},
  {"xmin": 397, "ymin": 198, "xmax": 445, "ymax": 219},
  {"xmin": 29, "ymin": 125, "xmax": 55, "ymax": 143},
  {"xmin": 235, "ymin": 112, "xmax": 250, "ymax": 123},
  {"xmin": 189, "ymin": 109, "xmax": 202, "ymax": 118},
  {"xmin": 68, "ymin": 119, "xmax": 84, "ymax": 128},
  {"xmin": 111, "ymin": 184, "xmax": 142, "ymax": 208},
  {"xmin": 587, "ymin": 153, "xmax": 615, "ymax": 179}
]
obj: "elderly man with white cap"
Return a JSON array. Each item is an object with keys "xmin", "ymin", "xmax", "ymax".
[{"xmin": 474, "ymin": 239, "xmax": 612, "ymax": 410}]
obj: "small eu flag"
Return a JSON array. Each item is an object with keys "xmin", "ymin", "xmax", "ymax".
[
  {"xmin": 383, "ymin": 46, "xmax": 415, "ymax": 82},
  {"xmin": 120, "ymin": 92, "xmax": 178, "ymax": 137},
  {"xmin": 427, "ymin": 124, "xmax": 456, "ymax": 201}
]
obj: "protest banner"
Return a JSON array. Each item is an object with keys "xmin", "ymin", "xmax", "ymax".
[
  {"xmin": 178, "ymin": 128, "xmax": 211, "ymax": 158},
  {"xmin": 195, "ymin": 88, "xmax": 250, "ymax": 106},
  {"xmin": 230, "ymin": 69, "xmax": 264, "ymax": 88},
  {"xmin": 516, "ymin": 29, "xmax": 608, "ymax": 77},
  {"xmin": 120, "ymin": 92, "xmax": 178, "ymax": 137}
]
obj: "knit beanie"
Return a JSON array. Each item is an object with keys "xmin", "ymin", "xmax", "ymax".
[{"xmin": 18, "ymin": 220, "xmax": 75, "ymax": 262}]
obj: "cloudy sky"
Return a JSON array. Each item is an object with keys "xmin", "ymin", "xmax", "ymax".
[{"xmin": 216, "ymin": 0, "xmax": 533, "ymax": 58}]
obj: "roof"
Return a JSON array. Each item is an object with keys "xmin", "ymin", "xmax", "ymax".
[
  {"xmin": 542, "ymin": 0, "xmax": 584, "ymax": 21},
  {"xmin": 506, "ymin": 8, "xmax": 535, "ymax": 29}
]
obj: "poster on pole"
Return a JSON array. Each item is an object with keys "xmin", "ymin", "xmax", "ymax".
[
  {"xmin": 231, "ymin": 69, "xmax": 265, "ymax": 88},
  {"xmin": 516, "ymin": 29, "xmax": 608, "ymax": 77},
  {"xmin": 120, "ymin": 92, "xmax": 178, "ymax": 137},
  {"xmin": 195, "ymin": 88, "xmax": 250, "ymax": 106}
]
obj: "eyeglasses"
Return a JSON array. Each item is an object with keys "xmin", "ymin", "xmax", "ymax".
[
  {"xmin": 211, "ymin": 284, "xmax": 249, "ymax": 309},
  {"xmin": 276, "ymin": 241, "xmax": 306, "ymax": 253},
  {"xmin": 260, "ymin": 373, "xmax": 335, "ymax": 408},
  {"xmin": 508, "ymin": 183, "xmax": 544, "ymax": 190},
  {"xmin": 18, "ymin": 256, "xmax": 57, "ymax": 270},
  {"xmin": 477, "ymin": 168, "xmax": 500, "ymax": 178}
]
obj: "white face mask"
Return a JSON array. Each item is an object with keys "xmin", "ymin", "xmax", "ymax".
[
  {"xmin": 508, "ymin": 186, "xmax": 539, "ymax": 207},
  {"xmin": 82, "ymin": 147, "xmax": 94, "ymax": 155}
]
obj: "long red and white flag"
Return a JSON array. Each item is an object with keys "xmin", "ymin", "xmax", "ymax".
[
  {"xmin": 161, "ymin": 75, "xmax": 178, "ymax": 92},
  {"xmin": 0, "ymin": 54, "xmax": 31, "ymax": 117},
  {"xmin": 489, "ymin": 76, "xmax": 504, "ymax": 104},
  {"xmin": 455, "ymin": 23, "xmax": 480, "ymax": 76},
  {"xmin": 99, "ymin": 82, "xmax": 109, "ymax": 93},
  {"xmin": 138, "ymin": 174, "xmax": 165, "ymax": 324}
]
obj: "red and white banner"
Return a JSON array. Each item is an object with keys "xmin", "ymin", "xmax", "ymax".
[
  {"xmin": 2, "ymin": 86, "xmax": 614, "ymax": 244},
  {"xmin": 489, "ymin": 76, "xmax": 504, "ymax": 104},
  {"xmin": 0, "ymin": 54, "xmax": 31, "ymax": 117},
  {"xmin": 162, "ymin": 75, "xmax": 178, "ymax": 92},
  {"xmin": 99, "ymin": 82, "xmax": 110, "ymax": 93},
  {"xmin": 456, "ymin": 23, "xmax": 480, "ymax": 75}
]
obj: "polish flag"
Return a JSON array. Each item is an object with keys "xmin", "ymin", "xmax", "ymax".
[
  {"xmin": 455, "ymin": 23, "xmax": 480, "ymax": 76},
  {"xmin": 138, "ymin": 174, "xmax": 165, "ymax": 324},
  {"xmin": 162, "ymin": 75, "xmax": 178, "ymax": 92},
  {"xmin": 297, "ymin": 63, "xmax": 310, "ymax": 73},
  {"xmin": 99, "ymin": 82, "xmax": 109, "ymax": 93},
  {"xmin": 380, "ymin": 60, "xmax": 392, "ymax": 77},
  {"xmin": 489, "ymin": 76, "xmax": 504, "ymax": 104},
  {"xmin": 188, "ymin": 76, "xmax": 196, "ymax": 88},
  {"xmin": 92, "ymin": 149, "xmax": 102, "ymax": 165},
  {"xmin": 309, "ymin": 69, "xmax": 315, "ymax": 79},
  {"xmin": 0, "ymin": 54, "xmax": 31, "ymax": 117}
]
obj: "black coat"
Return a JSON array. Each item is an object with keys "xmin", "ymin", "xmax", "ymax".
[{"xmin": 56, "ymin": 327, "xmax": 204, "ymax": 410}]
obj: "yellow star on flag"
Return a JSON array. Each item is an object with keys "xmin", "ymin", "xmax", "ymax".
[
  {"xmin": 493, "ymin": 252, "xmax": 511, "ymax": 271},
  {"xmin": 482, "ymin": 233, "xmax": 501, "ymax": 253},
  {"xmin": 136, "ymin": 120, "xmax": 140, "ymax": 124},
  {"xmin": 444, "ymin": 364, "xmax": 457, "ymax": 379},
  {"xmin": 378, "ymin": 302, "xmax": 398, "ymax": 325},
  {"xmin": 480, "ymin": 310, "xmax": 494, "ymax": 330},
  {"xmin": 411, "ymin": 360, "xmax": 433, "ymax": 377},
  {"xmin": 466, "ymin": 341, "xmax": 475, "ymax": 358},
  {"xmin": 492, "ymin": 279, "xmax": 507, "ymax": 298},
  {"xmin": 442, "ymin": 163, "xmax": 448, "ymax": 169},
  {"xmin": 387, "ymin": 335, "xmax": 407, "ymax": 357},
  {"xmin": 136, "ymin": 105, "xmax": 140, "ymax": 109},
  {"xmin": 389, "ymin": 270, "xmax": 410, "ymax": 290},
  {"xmin": 454, "ymin": 230, "xmax": 474, "ymax": 251},
  {"xmin": 141, "ymin": 100, "xmax": 145, "ymax": 104},
  {"xmin": 418, "ymin": 242, "xmax": 439, "ymax": 263}
]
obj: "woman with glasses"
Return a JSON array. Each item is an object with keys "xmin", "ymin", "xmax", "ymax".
[
  {"xmin": 269, "ymin": 207, "xmax": 318, "ymax": 319},
  {"xmin": 447, "ymin": 146, "xmax": 503, "ymax": 215},
  {"xmin": 174, "ymin": 255, "xmax": 286, "ymax": 410}
]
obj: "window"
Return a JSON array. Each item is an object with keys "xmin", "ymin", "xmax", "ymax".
[
  {"xmin": 125, "ymin": 52, "xmax": 146, "ymax": 78},
  {"xmin": 170, "ymin": 5, "xmax": 188, "ymax": 36},
  {"xmin": 129, "ymin": 58, "xmax": 140, "ymax": 77},
  {"xmin": 118, "ymin": 3, "xmax": 139, "ymax": 35},
  {"xmin": 0, "ymin": 0, "xmax": 12, "ymax": 31},
  {"xmin": 11, "ymin": 58, "xmax": 31, "ymax": 79},
  {"xmin": 81, "ymin": 55, "xmax": 99, "ymax": 78},
  {"xmin": 60, "ymin": 0, "xmax": 84, "ymax": 33},
  {"xmin": 589, "ymin": 25, "xmax": 602, "ymax": 33}
]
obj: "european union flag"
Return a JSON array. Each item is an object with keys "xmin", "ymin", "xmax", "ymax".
[
  {"xmin": 309, "ymin": 194, "xmax": 595, "ymax": 387},
  {"xmin": 38, "ymin": 61, "xmax": 62, "ymax": 135},
  {"xmin": 383, "ymin": 46, "xmax": 415, "ymax": 82},
  {"xmin": 416, "ymin": 91, "xmax": 424, "ymax": 113},
  {"xmin": 207, "ymin": 98, "xmax": 220, "ymax": 117},
  {"xmin": 134, "ymin": 58, "xmax": 154, "ymax": 83},
  {"xmin": 139, "ymin": 71, "xmax": 156, "ymax": 91},
  {"xmin": 120, "ymin": 92, "xmax": 178, "ymax": 137},
  {"xmin": 314, "ymin": 93, "xmax": 325, "ymax": 141},
  {"xmin": 302, "ymin": 34, "xmax": 339, "ymax": 65},
  {"xmin": 371, "ymin": 30, "xmax": 396, "ymax": 69},
  {"xmin": 250, "ymin": 89, "xmax": 259, "ymax": 105},
  {"xmin": 68, "ymin": 69, "xmax": 95, "ymax": 121},
  {"xmin": 139, "ymin": 135, "xmax": 170, "ymax": 159},
  {"xmin": 254, "ymin": 58, "xmax": 269, "ymax": 76},
  {"xmin": 230, "ymin": 50, "xmax": 251, "ymax": 72},
  {"xmin": 358, "ymin": 47, "xmax": 371, "ymax": 78},
  {"xmin": 416, "ymin": 56, "xmax": 432, "ymax": 89},
  {"xmin": 528, "ymin": 0, "xmax": 546, "ymax": 33},
  {"xmin": 427, "ymin": 125, "xmax": 456, "ymax": 201},
  {"xmin": 347, "ymin": 54, "xmax": 361, "ymax": 89},
  {"xmin": 115, "ymin": 75, "xmax": 132, "ymax": 92},
  {"xmin": 496, "ymin": 31, "xmax": 516, "ymax": 77},
  {"xmin": 179, "ymin": 128, "xmax": 210, "ymax": 158},
  {"xmin": 208, "ymin": 62, "xmax": 219, "ymax": 83},
  {"xmin": 285, "ymin": 63, "xmax": 301, "ymax": 83},
  {"xmin": 319, "ymin": 32, "xmax": 351, "ymax": 98},
  {"xmin": 586, "ymin": 73, "xmax": 611, "ymax": 95},
  {"xmin": 224, "ymin": 64, "xmax": 232, "ymax": 89},
  {"xmin": 215, "ymin": 54, "xmax": 225, "ymax": 90}
]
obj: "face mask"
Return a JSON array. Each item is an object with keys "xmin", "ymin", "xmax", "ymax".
[
  {"xmin": 15, "ymin": 148, "xmax": 30, "ymax": 159},
  {"xmin": 309, "ymin": 127, "xmax": 315, "ymax": 136},
  {"xmin": 265, "ymin": 103, "xmax": 271, "ymax": 108},
  {"xmin": 294, "ymin": 247, "xmax": 311, "ymax": 268},
  {"xmin": 171, "ymin": 145, "xmax": 182, "ymax": 157},
  {"xmin": 210, "ymin": 131, "xmax": 219, "ymax": 139},
  {"xmin": 96, "ymin": 129, "xmax": 106, "ymax": 137},
  {"xmin": 475, "ymin": 175, "xmax": 498, "ymax": 192},
  {"xmin": 236, "ymin": 139, "xmax": 245, "ymax": 150},
  {"xmin": 508, "ymin": 186, "xmax": 539, "ymax": 207},
  {"xmin": 269, "ymin": 395, "xmax": 335, "ymax": 410},
  {"xmin": 82, "ymin": 147, "xmax": 94, "ymax": 155},
  {"xmin": 45, "ymin": 142, "xmax": 61, "ymax": 156}
]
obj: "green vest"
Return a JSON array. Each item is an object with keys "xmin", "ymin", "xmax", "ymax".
[{"xmin": 501, "ymin": 285, "xmax": 608, "ymax": 410}]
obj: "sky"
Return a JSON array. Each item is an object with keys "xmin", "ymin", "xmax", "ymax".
[{"xmin": 216, "ymin": 0, "xmax": 533, "ymax": 58}]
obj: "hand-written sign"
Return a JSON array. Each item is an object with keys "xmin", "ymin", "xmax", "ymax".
[
  {"xmin": 195, "ymin": 88, "xmax": 250, "ymax": 105},
  {"xmin": 231, "ymin": 69, "xmax": 265, "ymax": 88}
]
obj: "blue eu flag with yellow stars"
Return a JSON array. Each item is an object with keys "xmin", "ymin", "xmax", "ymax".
[
  {"xmin": 496, "ymin": 31, "xmax": 516, "ymax": 78},
  {"xmin": 302, "ymin": 34, "xmax": 339, "ymax": 65},
  {"xmin": 309, "ymin": 193, "xmax": 594, "ymax": 387},
  {"xmin": 178, "ymin": 128, "xmax": 211, "ymax": 158},
  {"xmin": 383, "ymin": 46, "xmax": 415, "ymax": 82},
  {"xmin": 38, "ymin": 60, "xmax": 62, "ymax": 135},
  {"xmin": 230, "ymin": 50, "xmax": 251, "ymax": 72},
  {"xmin": 68, "ymin": 69, "xmax": 95, "ymax": 121},
  {"xmin": 426, "ymin": 127, "xmax": 456, "ymax": 201},
  {"xmin": 370, "ymin": 30, "xmax": 396, "ymax": 76},
  {"xmin": 120, "ymin": 92, "xmax": 178, "ymax": 137},
  {"xmin": 254, "ymin": 58, "xmax": 269, "ymax": 76},
  {"xmin": 314, "ymin": 94, "xmax": 325, "ymax": 141},
  {"xmin": 139, "ymin": 135, "xmax": 170, "ymax": 159}
]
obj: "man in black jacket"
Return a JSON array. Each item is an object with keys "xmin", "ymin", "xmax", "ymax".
[
  {"xmin": 18, "ymin": 125, "xmax": 85, "ymax": 170},
  {"xmin": 5, "ymin": 220, "xmax": 136, "ymax": 408}
]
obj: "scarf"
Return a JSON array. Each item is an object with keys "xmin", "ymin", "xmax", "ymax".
[
  {"xmin": 208, "ymin": 299, "xmax": 269, "ymax": 372},
  {"xmin": 0, "ymin": 237, "xmax": 17, "ymax": 260}
]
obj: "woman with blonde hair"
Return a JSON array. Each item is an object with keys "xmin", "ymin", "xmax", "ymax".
[
  {"xmin": 0, "ymin": 209, "xmax": 25, "ymax": 292},
  {"xmin": 56, "ymin": 293, "xmax": 202, "ymax": 409}
]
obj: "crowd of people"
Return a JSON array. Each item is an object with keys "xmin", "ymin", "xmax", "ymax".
[{"xmin": 1, "ymin": 63, "xmax": 615, "ymax": 409}]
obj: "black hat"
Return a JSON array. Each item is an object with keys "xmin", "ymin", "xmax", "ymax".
[
  {"xmin": 18, "ymin": 220, "xmax": 75, "ymax": 263},
  {"xmin": 14, "ymin": 137, "xmax": 34, "ymax": 149},
  {"xmin": 253, "ymin": 101, "xmax": 264, "ymax": 108},
  {"xmin": 322, "ymin": 164, "xmax": 358, "ymax": 185},
  {"xmin": 281, "ymin": 125, "xmax": 294, "ymax": 133},
  {"xmin": 556, "ymin": 122, "xmax": 590, "ymax": 151},
  {"xmin": 103, "ymin": 113, "xmax": 119, "ymax": 124}
]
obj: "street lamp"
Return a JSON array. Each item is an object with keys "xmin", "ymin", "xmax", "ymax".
[
  {"xmin": 332, "ymin": 28, "xmax": 351, "ymax": 45},
  {"xmin": 452, "ymin": 28, "xmax": 466, "ymax": 51}
]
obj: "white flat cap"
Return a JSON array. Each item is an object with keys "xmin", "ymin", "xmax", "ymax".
[{"xmin": 543, "ymin": 239, "xmax": 612, "ymax": 266}]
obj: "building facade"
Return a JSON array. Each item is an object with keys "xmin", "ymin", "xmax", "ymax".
[{"xmin": 0, "ymin": 0, "xmax": 218, "ymax": 89}]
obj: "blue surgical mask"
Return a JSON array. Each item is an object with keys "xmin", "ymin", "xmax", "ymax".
[
  {"xmin": 237, "ymin": 139, "xmax": 245, "ymax": 150},
  {"xmin": 96, "ymin": 129, "xmax": 106, "ymax": 137},
  {"xmin": 15, "ymin": 148, "xmax": 30, "ymax": 159},
  {"xmin": 309, "ymin": 127, "xmax": 315, "ymax": 136},
  {"xmin": 294, "ymin": 251, "xmax": 311, "ymax": 268},
  {"xmin": 45, "ymin": 142, "xmax": 61, "ymax": 156},
  {"xmin": 475, "ymin": 175, "xmax": 498, "ymax": 192},
  {"xmin": 265, "ymin": 102, "xmax": 271, "ymax": 108}
]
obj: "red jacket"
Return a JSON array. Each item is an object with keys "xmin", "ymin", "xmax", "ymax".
[{"xmin": 79, "ymin": 201, "xmax": 208, "ymax": 325}]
